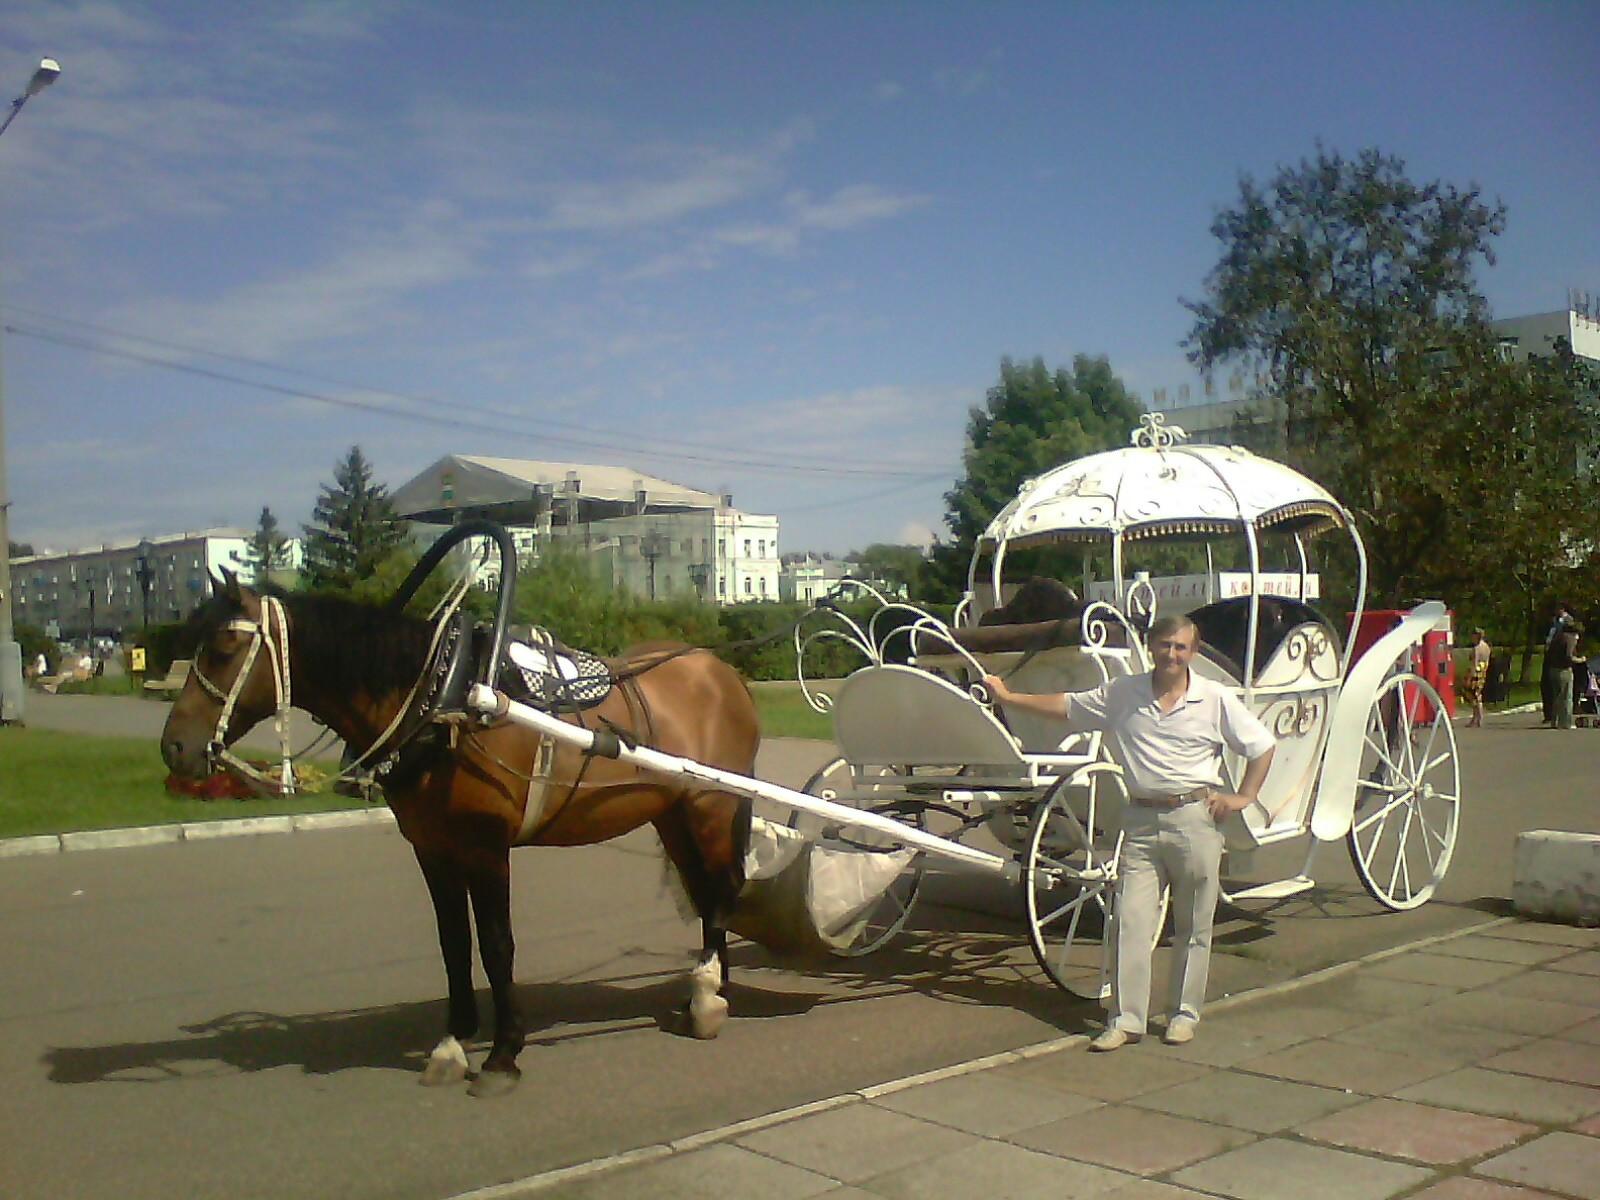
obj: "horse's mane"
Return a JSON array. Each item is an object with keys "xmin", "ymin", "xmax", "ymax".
[{"xmin": 188, "ymin": 587, "xmax": 437, "ymax": 699}]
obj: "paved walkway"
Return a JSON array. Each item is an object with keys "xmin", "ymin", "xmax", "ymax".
[{"xmin": 467, "ymin": 918, "xmax": 1600, "ymax": 1200}]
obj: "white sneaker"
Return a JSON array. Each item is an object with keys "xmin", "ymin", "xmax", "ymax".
[
  {"xmin": 1163, "ymin": 1016, "xmax": 1198, "ymax": 1045},
  {"xmin": 1090, "ymin": 1027, "xmax": 1142, "ymax": 1052}
]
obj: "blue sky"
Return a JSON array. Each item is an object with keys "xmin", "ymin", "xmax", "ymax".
[{"xmin": 1, "ymin": 1, "xmax": 1595, "ymax": 557}]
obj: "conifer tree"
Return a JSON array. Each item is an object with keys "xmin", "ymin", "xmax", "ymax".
[{"xmin": 301, "ymin": 446, "xmax": 410, "ymax": 592}]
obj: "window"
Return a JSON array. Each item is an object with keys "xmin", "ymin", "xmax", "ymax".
[
  {"xmin": 744, "ymin": 578, "xmax": 752, "ymax": 594},
  {"xmin": 758, "ymin": 540, "xmax": 766, "ymax": 557},
  {"xmin": 718, "ymin": 539, "xmax": 726, "ymax": 558},
  {"xmin": 759, "ymin": 577, "xmax": 768, "ymax": 595},
  {"xmin": 743, "ymin": 539, "xmax": 751, "ymax": 557}
]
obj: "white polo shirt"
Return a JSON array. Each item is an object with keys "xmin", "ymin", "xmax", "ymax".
[{"xmin": 1062, "ymin": 671, "xmax": 1274, "ymax": 798}]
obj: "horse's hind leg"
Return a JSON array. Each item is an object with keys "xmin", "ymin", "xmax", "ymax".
[
  {"xmin": 466, "ymin": 862, "xmax": 525, "ymax": 1098},
  {"xmin": 415, "ymin": 850, "xmax": 475, "ymax": 1087},
  {"xmin": 659, "ymin": 793, "xmax": 747, "ymax": 1039}
]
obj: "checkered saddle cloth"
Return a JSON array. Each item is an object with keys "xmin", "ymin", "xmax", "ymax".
[{"xmin": 504, "ymin": 634, "xmax": 614, "ymax": 712}]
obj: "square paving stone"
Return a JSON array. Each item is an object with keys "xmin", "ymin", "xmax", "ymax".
[
  {"xmin": 1395, "ymin": 1067, "xmax": 1600, "ymax": 1123},
  {"xmin": 1130, "ymin": 1069, "xmax": 1360, "ymax": 1133},
  {"xmin": 1100, "ymin": 1181, "xmax": 1221, "ymax": 1200},
  {"xmin": 1560, "ymin": 1017, "xmax": 1600, "ymax": 1046},
  {"xmin": 870, "ymin": 1071, "xmax": 1103, "ymax": 1136},
  {"xmin": 1412, "ymin": 990, "xmax": 1595, "ymax": 1036},
  {"xmin": 1406, "ymin": 1179, "xmax": 1567, "ymax": 1199},
  {"xmin": 736, "ymin": 1104, "xmax": 979, "ymax": 1184},
  {"xmin": 1159, "ymin": 1022, "xmax": 1316, "ymax": 1068},
  {"xmin": 1364, "ymin": 953, "xmax": 1526, "ymax": 989},
  {"xmin": 1318, "ymin": 973, "xmax": 1462, "ymax": 1013},
  {"xmin": 1432, "ymin": 936, "xmax": 1572, "ymax": 966},
  {"xmin": 1009, "ymin": 1103, "xmax": 1256, "ymax": 1176},
  {"xmin": 1170, "ymin": 1137, "xmax": 1429, "ymax": 1200},
  {"xmin": 1327, "ymin": 1014, "xmax": 1531, "ymax": 1067},
  {"xmin": 1548, "ymin": 949, "xmax": 1600, "ymax": 976},
  {"xmin": 993, "ymin": 1045, "xmax": 1212, "ymax": 1102},
  {"xmin": 1483, "ymin": 1037, "xmax": 1600, "ymax": 1088},
  {"xmin": 1483, "ymin": 968, "xmax": 1600, "ymax": 1007},
  {"xmin": 1237, "ymin": 1038, "xmax": 1450, "ymax": 1094},
  {"xmin": 1207, "ymin": 1002, "xmax": 1369, "ymax": 1040},
  {"xmin": 864, "ymin": 1137, "xmax": 1133, "ymax": 1200},
  {"xmin": 1478, "ymin": 921, "xmax": 1600, "ymax": 948},
  {"xmin": 1476, "ymin": 1130, "xmax": 1600, "ymax": 1198},
  {"xmin": 1293, "ymin": 1097, "xmax": 1535, "ymax": 1164},
  {"xmin": 558, "ymin": 1143, "xmax": 839, "ymax": 1200}
]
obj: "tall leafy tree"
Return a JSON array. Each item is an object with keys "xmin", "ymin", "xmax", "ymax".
[
  {"xmin": 927, "ymin": 355, "xmax": 1143, "ymax": 597},
  {"xmin": 300, "ymin": 446, "xmax": 410, "ymax": 593},
  {"xmin": 1184, "ymin": 145, "xmax": 1527, "ymax": 606},
  {"xmin": 238, "ymin": 505, "xmax": 292, "ymax": 587}
]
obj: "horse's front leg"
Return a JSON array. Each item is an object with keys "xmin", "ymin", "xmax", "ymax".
[
  {"xmin": 466, "ymin": 863, "xmax": 524, "ymax": 1099},
  {"xmin": 415, "ymin": 849, "xmax": 476, "ymax": 1087}
]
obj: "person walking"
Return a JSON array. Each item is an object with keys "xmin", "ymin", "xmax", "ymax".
[
  {"xmin": 1541, "ymin": 606, "xmax": 1571, "ymax": 727},
  {"xmin": 1550, "ymin": 620, "xmax": 1582, "ymax": 731},
  {"xmin": 983, "ymin": 613, "xmax": 1275, "ymax": 1051},
  {"xmin": 1462, "ymin": 629, "xmax": 1492, "ymax": 728}
]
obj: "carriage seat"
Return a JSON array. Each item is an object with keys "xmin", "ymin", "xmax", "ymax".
[{"xmin": 1189, "ymin": 596, "xmax": 1340, "ymax": 685}]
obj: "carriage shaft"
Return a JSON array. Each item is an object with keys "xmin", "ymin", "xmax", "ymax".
[{"xmin": 469, "ymin": 685, "xmax": 1019, "ymax": 880}]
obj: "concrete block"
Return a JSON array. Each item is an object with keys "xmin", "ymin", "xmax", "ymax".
[
  {"xmin": 60, "ymin": 825, "xmax": 183, "ymax": 852},
  {"xmin": 1514, "ymin": 830, "xmax": 1600, "ymax": 927},
  {"xmin": 181, "ymin": 816, "xmax": 296, "ymax": 840},
  {"xmin": 291, "ymin": 808, "xmax": 394, "ymax": 831},
  {"xmin": 0, "ymin": 835, "xmax": 62, "ymax": 858}
]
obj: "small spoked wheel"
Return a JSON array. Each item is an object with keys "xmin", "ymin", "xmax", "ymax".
[
  {"xmin": 1347, "ymin": 671, "xmax": 1461, "ymax": 910},
  {"xmin": 788, "ymin": 756, "xmax": 926, "ymax": 956},
  {"xmin": 1024, "ymin": 769, "xmax": 1125, "ymax": 998}
]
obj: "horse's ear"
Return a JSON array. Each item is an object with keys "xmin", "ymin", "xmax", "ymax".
[{"xmin": 213, "ymin": 568, "xmax": 243, "ymax": 606}]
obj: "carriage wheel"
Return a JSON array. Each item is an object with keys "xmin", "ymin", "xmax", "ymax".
[
  {"xmin": 1347, "ymin": 671, "xmax": 1461, "ymax": 911},
  {"xmin": 1024, "ymin": 771, "xmax": 1123, "ymax": 998},
  {"xmin": 787, "ymin": 756, "xmax": 926, "ymax": 956}
]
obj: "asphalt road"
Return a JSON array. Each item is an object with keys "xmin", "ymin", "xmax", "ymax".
[{"xmin": 2, "ymin": 696, "xmax": 1596, "ymax": 1199}]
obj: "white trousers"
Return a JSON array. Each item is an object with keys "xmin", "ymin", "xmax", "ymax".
[{"xmin": 1109, "ymin": 802, "xmax": 1224, "ymax": 1034}]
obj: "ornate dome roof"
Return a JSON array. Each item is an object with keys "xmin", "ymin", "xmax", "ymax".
[{"xmin": 980, "ymin": 415, "xmax": 1350, "ymax": 547}]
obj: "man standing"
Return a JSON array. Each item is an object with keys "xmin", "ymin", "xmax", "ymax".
[{"xmin": 984, "ymin": 614, "xmax": 1274, "ymax": 1050}]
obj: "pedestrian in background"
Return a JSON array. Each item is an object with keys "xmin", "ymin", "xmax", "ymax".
[
  {"xmin": 1541, "ymin": 605, "xmax": 1571, "ymax": 727},
  {"xmin": 1550, "ymin": 620, "xmax": 1582, "ymax": 730},
  {"xmin": 1462, "ymin": 629, "xmax": 1491, "ymax": 728}
]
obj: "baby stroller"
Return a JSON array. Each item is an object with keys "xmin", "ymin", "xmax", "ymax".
[{"xmin": 1578, "ymin": 656, "xmax": 1600, "ymax": 727}]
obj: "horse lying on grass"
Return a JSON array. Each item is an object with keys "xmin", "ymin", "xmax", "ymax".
[{"xmin": 160, "ymin": 573, "xmax": 759, "ymax": 1098}]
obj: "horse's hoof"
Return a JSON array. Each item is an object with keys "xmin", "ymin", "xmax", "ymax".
[
  {"xmin": 689, "ymin": 993, "xmax": 729, "ymax": 1040},
  {"xmin": 467, "ymin": 1066, "xmax": 521, "ymax": 1099},
  {"xmin": 420, "ymin": 1036, "xmax": 470, "ymax": 1087}
]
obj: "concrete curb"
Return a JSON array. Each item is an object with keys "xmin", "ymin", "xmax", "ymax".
[
  {"xmin": 448, "ymin": 913, "xmax": 1514, "ymax": 1198},
  {"xmin": 0, "ymin": 806, "xmax": 396, "ymax": 859}
]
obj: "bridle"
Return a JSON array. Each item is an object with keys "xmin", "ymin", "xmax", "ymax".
[
  {"xmin": 191, "ymin": 587, "xmax": 469, "ymax": 795},
  {"xmin": 192, "ymin": 594, "xmax": 296, "ymax": 794}
]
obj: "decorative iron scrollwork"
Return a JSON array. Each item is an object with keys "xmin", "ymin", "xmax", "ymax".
[{"xmin": 1130, "ymin": 412, "xmax": 1189, "ymax": 449}]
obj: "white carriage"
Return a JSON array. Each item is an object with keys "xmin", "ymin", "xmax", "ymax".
[
  {"xmin": 786, "ymin": 415, "xmax": 1461, "ymax": 995},
  {"xmin": 468, "ymin": 416, "xmax": 1460, "ymax": 997}
]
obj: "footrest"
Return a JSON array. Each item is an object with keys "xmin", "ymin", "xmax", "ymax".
[{"xmin": 1224, "ymin": 875, "xmax": 1314, "ymax": 902}]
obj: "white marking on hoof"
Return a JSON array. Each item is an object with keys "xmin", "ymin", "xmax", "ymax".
[
  {"xmin": 688, "ymin": 957, "xmax": 728, "ymax": 1039},
  {"xmin": 420, "ymin": 1035, "xmax": 470, "ymax": 1087}
]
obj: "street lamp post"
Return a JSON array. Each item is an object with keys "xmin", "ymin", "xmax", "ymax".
[
  {"xmin": 135, "ymin": 540, "xmax": 154, "ymax": 632},
  {"xmin": 640, "ymin": 530, "xmax": 669, "ymax": 601},
  {"xmin": 0, "ymin": 57, "xmax": 62, "ymax": 725}
]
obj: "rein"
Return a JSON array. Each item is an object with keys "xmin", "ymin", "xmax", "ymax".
[{"xmin": 192, "ymin": 595, "xmax": 296, "ymax": 795}]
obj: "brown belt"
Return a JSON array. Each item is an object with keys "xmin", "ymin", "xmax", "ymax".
[{"xmin": 1130, "ymin": 787, "xmax": 1213, "ymax": 808}]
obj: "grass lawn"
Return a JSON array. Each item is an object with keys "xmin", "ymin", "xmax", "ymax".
[
  {"xmin": 0, "ymin": 728, "xmax": 371, "ymax": 840},
  {"xmin": 751, "ymin": 681, "xmax": 834, "ymax": 740}
]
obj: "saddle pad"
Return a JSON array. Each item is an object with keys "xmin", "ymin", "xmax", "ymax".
[{"xmin": 506, "ymin": 637, "xmax": 614, "ymax": 710}]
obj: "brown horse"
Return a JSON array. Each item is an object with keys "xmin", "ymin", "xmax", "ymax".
[{"xmin": 160, "ymin": 574, "xmax": 760, "ymax": 1098}]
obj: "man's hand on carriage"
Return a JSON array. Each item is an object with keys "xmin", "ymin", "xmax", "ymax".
[
  {"xmin": 978, "ymin": 673, "xmax": 1010, "ymax": 705},
  {"xmin": 1205, "ymin": 789, "xmax": 1258, "ymax": 820}
]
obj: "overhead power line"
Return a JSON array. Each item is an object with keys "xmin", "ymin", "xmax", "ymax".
[{"xmin": 1, "ymin": 303, "xmax": 953, "ymax": 479}]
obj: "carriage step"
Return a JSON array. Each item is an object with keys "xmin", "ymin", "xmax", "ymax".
[{"xmin": 1225, "ymin": 875, "xmax": 1315, "ymax": 902}]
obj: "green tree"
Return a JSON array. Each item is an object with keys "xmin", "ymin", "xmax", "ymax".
[
  {"xmin": 300, "ymin": 446, "xmax": 410, "ymax": 593},
  {"xmin": 927, "ymin": 355, "xmax": 1144, "ymax": 598},
  {"xmin": 237, "ymin": 505, "xmax": 292, "ymax": 588},
  {"xmin": 9, "ymin": 540, "xmax": 34, "ymax": 557},
  {"xmin": 1183, "ymin": 145, "xmax": 1531, "ymax": 606},
  {"xmin": 851, "ymin": 543, "xmax": 928, "ymax": 598}
]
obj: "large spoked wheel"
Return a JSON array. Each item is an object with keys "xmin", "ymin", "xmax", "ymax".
[
  {"xmin": 1347, "ymin": 671, "xmax": 1461, "ymax": 910},
  {"xmin": 787, "ymin": 756, "xmax": 926, "ymax": 956},
  {"xmin": 1024, "ymin": 767, "xmax": 1126, "ymax": 998}
]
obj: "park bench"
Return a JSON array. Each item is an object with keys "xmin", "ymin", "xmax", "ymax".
[{"xmin": 143, "ymin": 659, "xmax": 193, "ymax": 698}]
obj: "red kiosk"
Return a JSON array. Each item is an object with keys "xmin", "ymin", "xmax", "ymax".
[{"xmin": 1349, "ymin": 607, "xmax": 1456, "ymax": 720}]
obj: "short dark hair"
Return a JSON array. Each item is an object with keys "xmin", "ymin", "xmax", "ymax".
[{"xmin": 1147, "ymin": 614, "xmax": 1198, "ymax": 643}]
